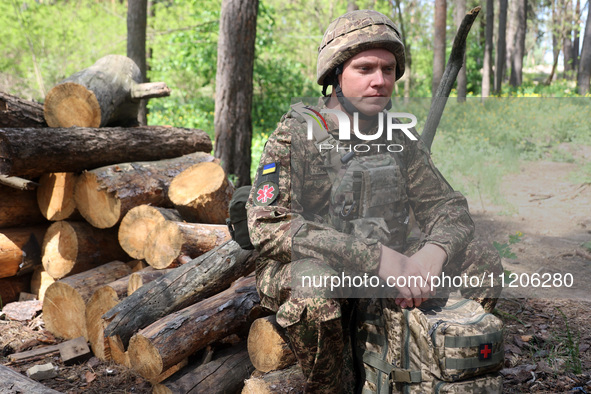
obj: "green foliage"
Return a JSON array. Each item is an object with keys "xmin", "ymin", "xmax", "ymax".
[
  {"xmin": 0, "ymin": 0, "xmax": 127, "ymax": 100},
  {"xmin": 493, "ymin": 231, "xmax": 523, "ymax": 260}
]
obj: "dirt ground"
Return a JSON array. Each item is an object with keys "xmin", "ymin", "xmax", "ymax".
[
  {"xmin": 470, "ymin": 143, "xmax": 591, "ymax": 393},
  {"xmin": 1, "ymin": 145, "xmax": 590, "ymax": 393}
]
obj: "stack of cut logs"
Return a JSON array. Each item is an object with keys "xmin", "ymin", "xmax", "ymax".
[{"xmin": 1, "ymin": 55, "xmax": 306, "ymax": 393}]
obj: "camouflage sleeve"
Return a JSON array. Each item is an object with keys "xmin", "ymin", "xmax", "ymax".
[
  {"xmin": 404, "ymin": 130, "xmax": 474, "ymax": 266},
  {"xmin": 246, "ymin": 116, "xmax": 382, "ymax": 274}
]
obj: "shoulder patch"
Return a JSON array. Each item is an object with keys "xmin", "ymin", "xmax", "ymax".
[
  {"xmin": 254, "ymin": 181, "xmax": 279, "ymax": 206},
  {"xmin": 254, "ymin": 162, "xmax": 281, "ymax": 206}
]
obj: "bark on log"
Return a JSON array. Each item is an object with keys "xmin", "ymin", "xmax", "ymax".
[
  {"xmin": 127, "ymin": 268, "xmax": 172, "ymax": 295},
  {"xmin": 103, "ymin": 241, "xmax": 257, "ymax": 346},
  {"xmin": 30, "ymin": 266, "xmax": 54, "ymax": 302},
  {"xmin": 0, "ymin": 186, "xmax": 46, "ymax": 228},
  {"xmin": 37, "ymin": 173, "xmax": 79, "ymax": 221},
  {"xmin": 43, "ymin": 55, "xmax": 170, "ymax": 128},
  {"xmin": 0, "ymin": 273, "xmax": 32, "ymax": 305},
  {"xmin": 242, "ymin": 364, "xmax": 306, "ymax": 394},
  {"xmin": 144, "ymin": 221, "xmax": 231, "ymax": 269},
  {"xmin": 0, "ymin": 364, "xmax": 61, "ymax": 394},
  {"xmin": 118, "ymin": 205, "xmax": 182, "ymax": 259},
  {"xmin": 248, "ymin": 315, "xmax": 296, "ymax": 373},
  {"xmin": 0, "ymin": 175, "xmax": 38, "ymax": 191},
  {"xmin": 74, "ymin": 152, "xmax": 216, "ymax": 229},
  {"xmin": 152, "ymin": 343, "xmax": 254, "ymax": 394},
  {"xmin": 168, "ymin": 161, "xmax": 234, "ymax": 224},
  {"xmin": 41, "ymin": 221, "xmax": 128, "ymax": 280},
  {"xmin": 0, "ymin": 126, "xmax": 212, "ymax": 178},
  {"xmin": 0, "ymin": 226, "xmax": 46, "ymax": 278},
  {"xmin": 127, "ymin": 275, "xmax": 259, "ymax": 380},
  {"xmin": 42, "ymin": 261, "xmax": 132, "ymax": 340},
  {"xmin": 0, "ymin": 91, "xmax": 46, "ymax": 128}
]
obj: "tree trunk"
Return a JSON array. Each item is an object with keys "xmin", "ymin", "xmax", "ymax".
[
  {"xmin": 153, "ymin": 343, "xmax": 254, "ymax": 394},
  {"xmin": 37, "ymin": 173, "xmax": 79, "ymax": 221},
  {"xmin": 0, "ymin": 126, "xmax": 212, "ymax": 178},
  {"xmin": 168, "ymin": 161, "xmax": 234, "ymax": 224},
  {"xmin": 0, "ymin": 91, "xmax": 46, "ymax": 128},
  {"xmin": 42, "ymin": 261, "xmax": 132, "ymax": 340},
  {"xmin": 30, "ymin": 266, "xmax": 54, "ymax": 302},
  {"xmin": 74, "ymin": 152, "xmax": 215, "ymax": 229},
  {"xmin": 103, "ymin": 241, "xmax": 257, "ymax": 346},
  {"xmin": 214, "ymin": 0, "xmax": 258, "ymax": 187},
  {"xmin": 0, "ymin": 273, "xmax": 32, "ymax": 305},
  {"xmin": 0, "ymin": 364, "xmax": 61, "ymax": 394},
  {"xmin": 432, "ymin": 0, "xmax": 447, "ymax": 96},
  {"xmin": 144, "ymin": 221, "xmax": 231, "ymax": 269},
  {"xmin": 127, "ymin": 0, "xmax": 148, "ymax": 126},
  {"xmin": 41, "ymin": 221, "xmax": 127, "ymax": 280},
  {"xmin": 0, "ymin": 226, "xmax": 46, "ymax": 278},
  {"xmin": 127, "ymin": 268, "xmax": 172, "ymax": 295},
  {"xmin": 510, "ymin": 0, "xmax": 527, "ymax": 86},
  {"xmin": 577, "ymin": 0, "xmax": 591, "ymax": 95},
  {"xmin": 43, "ymin": 55, "xmax": 169, "ymax": 128},
  {"xmin": 546, "ymin": 0, "xmax": 562, "ymax": 84},
  {"xmin": 573, "ymin": 0, "xmax": 581, "ymax": 71},
  {"xmin": 118, "ymin": 206, "xmax": 182, "ymax": 260},
  {"xmin": 504, "ymin": 0, "xmax": 518, "ymax": 80},
  {"xmin": 0, "ymin": 186, "xmax": 46, "ymax": 228},
  {"xmin": 127, "ymin": 275, "xmax": 259, "ymax": 380},
  {"xmin": 482, "ymin": 0, "xmax": 494, "ymax": 98},
  {"xmin": 454, "ymin": 0, "xmax": 467, "ymax": 102},
  {"xmin": 494, "ymin": 0, "xmax": 508, "ymax": 93},
  {"xmin": 242, "ymin": 364, "xmax": 306, "ymax": 394},
  {"xmin": 248, "ymin": 315, "xmax": 296, "ymax": 373}
]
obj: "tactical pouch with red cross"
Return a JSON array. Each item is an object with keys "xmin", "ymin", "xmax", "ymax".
[{"xmin": 356, "ymin": 296, "xmax": 504, "ymax": 393}]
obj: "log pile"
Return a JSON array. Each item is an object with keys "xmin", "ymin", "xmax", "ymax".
[{"xmin": 0, "ymin": 57, "xmax": 305, "ymax": 393}]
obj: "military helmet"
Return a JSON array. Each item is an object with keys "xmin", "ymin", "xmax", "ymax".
[{"xmin": 317, "ymin": 10, "xmax": 406, "ymax": 85}]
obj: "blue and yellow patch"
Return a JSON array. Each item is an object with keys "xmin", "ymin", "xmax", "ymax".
[{"xmin": 262, "ymin": 162, "xmax": 277, "ymax": 175}]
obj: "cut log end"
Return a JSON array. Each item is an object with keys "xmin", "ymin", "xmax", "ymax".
[
  {"xmin": 86, "ymin": 286, "xmax": 120, "ymax": 361},
  {"xmin": 168, "ymin": 161, "xmax": 233, "ymax": 224},
  {"xmin": 118, "ymin": 206, "xmax": 181, "ymax": 260},
  {"xmin": 44, "ymin": 82, "xmax": 101, "ymax": 128},
  {"xmin": 247, "ymin": 315, "xmax": 296, "ymax": 373},
  {"xmin": 41, "ymin": 221, "xmax": 78, "ymax": 279},
  {"xmin": 37, "ymin": 173, "xmax": 78, "ymax": 221},
  {"xmin": 75, "ymin": 171, "xmax": 121, "ymax": 229},
  {"xmin": 42, "ymin": 282, "xmax": 87, "ymax": 340},
  {"xmin": 128, "ymin": 334, "xmax": 163, "ymax": 381},
  {"xmin": 242, "ymin": 364, "xmax": 305, "ymax": 394},
  {"xmin": 143, "ymin": 221, "xmax": 185, "ymax": 269}
]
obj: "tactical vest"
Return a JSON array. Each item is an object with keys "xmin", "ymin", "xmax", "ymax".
[{"xmin": 288, "ymin": 103, "xmax": 410, "ymax": 251}]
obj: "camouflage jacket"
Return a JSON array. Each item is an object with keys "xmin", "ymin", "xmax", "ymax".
[{"xmin": 246, "ymin": 108, "xmax": 474, "ymax": 309}]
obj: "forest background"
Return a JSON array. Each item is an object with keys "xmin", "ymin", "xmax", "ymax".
[{"xmin": 1, "ymin": 0, "xmax": 590, "ymax": 209}]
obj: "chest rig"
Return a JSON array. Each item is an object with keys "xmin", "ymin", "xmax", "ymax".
[{"xmin": 297, "ymin": 104, "xmax": 410, "ymax": 252}]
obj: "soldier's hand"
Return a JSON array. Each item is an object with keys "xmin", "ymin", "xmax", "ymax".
[{"xmin": 378, "ymin": 244, "xmax": 446, "ymax": 308}]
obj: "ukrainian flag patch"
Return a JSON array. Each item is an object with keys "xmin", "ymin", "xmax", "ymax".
[{"xmin": 262, "ymin": 162, "xmax": 277, "ymax": 175}]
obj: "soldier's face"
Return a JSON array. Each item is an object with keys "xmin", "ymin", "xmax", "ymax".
[{"xmin": 338, "ymin": 48, "xmax": 396, "ymax": 116}]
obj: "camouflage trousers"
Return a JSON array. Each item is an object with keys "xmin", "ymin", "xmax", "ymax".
[{"xmin": 255, "ymin": 237, "xmax": 503, "ymax": 393}]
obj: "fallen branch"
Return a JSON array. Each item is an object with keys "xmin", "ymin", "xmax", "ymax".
[{"xmin": 421, "ymin": 6, "xmax": 481, "ymax": 151}]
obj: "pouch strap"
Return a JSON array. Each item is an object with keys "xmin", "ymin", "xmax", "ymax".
[
  {"xmin": 362, "ymin": 351, "xmax": 422, "ymax": 384},
  {"xmin": 444, "ymin": 330, "xmax": 503, "ymax": 348},
  {"xmin": 445, "ymin": 349, "xmax": 504, "ymax": 370}
]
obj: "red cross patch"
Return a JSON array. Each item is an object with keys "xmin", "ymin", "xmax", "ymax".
[
  {"xmin": 479, "ymin": 343, "xmax": 493, "ymax": 361},
  {"xmin": 254, "ymin": 181, "xmax": 279, "ymax": 206}
]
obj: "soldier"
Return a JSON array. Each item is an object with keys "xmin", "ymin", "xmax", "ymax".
[{"xmin": 246, "ymin": 9, "xmax": 503, "ymax": 394}]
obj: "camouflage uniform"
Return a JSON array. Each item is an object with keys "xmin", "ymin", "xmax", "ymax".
[{"xmin": 245, "ymin": 9, "xmax": 503, "ymax": 394}]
